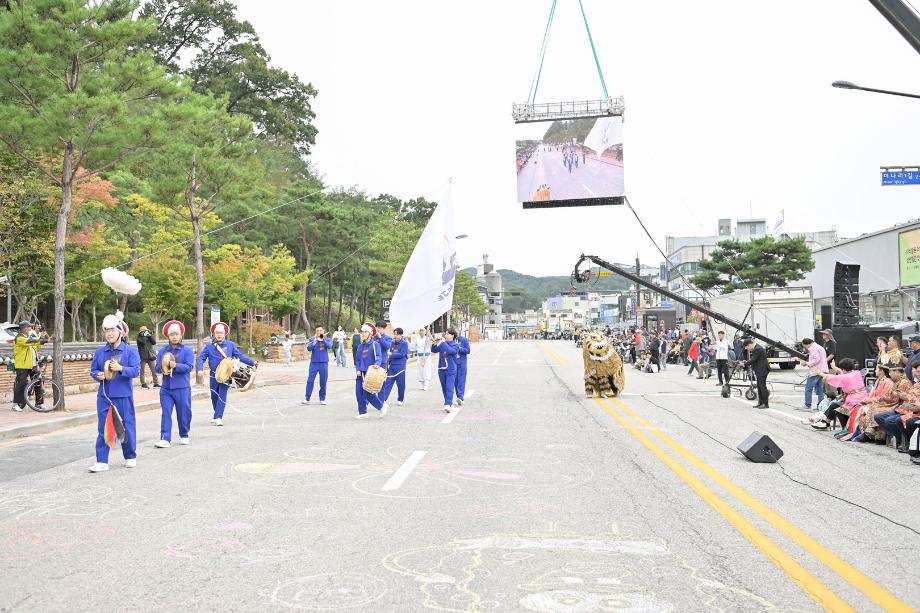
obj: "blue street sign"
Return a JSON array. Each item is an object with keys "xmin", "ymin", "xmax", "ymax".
[
  {"xmin": 881, "ymin": 170, "xmax": 920, "ymax": 185},
  {"xmin": 660, "ymin": 301, "xmax": 673, "ymax": 308}
]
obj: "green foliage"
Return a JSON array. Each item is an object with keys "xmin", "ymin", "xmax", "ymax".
[
  {"xmin": 690, "ymin": 236, "xmax": 815, "ymax": 291},
  {"xmin": 452, "ymin": 271, "xmax": 487, "ymax": 319},
  {"xmin": 131, "ymin": 254, "xmax": 197, "ymax": 329}
]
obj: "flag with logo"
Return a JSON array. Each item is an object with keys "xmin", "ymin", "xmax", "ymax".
[{"xmin": 390, "ymin": 187, "xmax": 457, "ymax": 332}]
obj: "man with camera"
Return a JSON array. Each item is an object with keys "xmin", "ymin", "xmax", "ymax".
[
  {"xmin": 302, "ymin": 326, "xmax": 332, "ymax": 405},
  {"xmin": 11, "ymin": 320, "xmax": 49, "ymax": 412},
  {"xmin": 136, "ymin": 325, "xmax": 159, "ymax": 388}
]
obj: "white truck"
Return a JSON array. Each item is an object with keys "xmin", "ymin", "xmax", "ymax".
[{"xmin": 705, "ymin": 287, "xmax": 814, "ymax": 369}]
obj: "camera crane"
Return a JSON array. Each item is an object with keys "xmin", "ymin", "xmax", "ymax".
[{"xmin": 572, "ymin": 254, "xmax": 808, "ymax": 361}]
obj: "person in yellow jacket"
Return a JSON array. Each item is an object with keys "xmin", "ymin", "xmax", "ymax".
[{"xmin": 12, "ymin": 321, "xmax": 49, "ymax": 412}]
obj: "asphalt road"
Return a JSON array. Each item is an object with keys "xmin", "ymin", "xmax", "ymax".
[
  {"xmin": 0, "ymin": 341, "xmax": 917, "ymax": 612},
  {"xmin": 517, "ymin": 148, "xmax": 624, "ymax": 202}
]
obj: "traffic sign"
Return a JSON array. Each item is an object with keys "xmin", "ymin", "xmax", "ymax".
[{"xmin": 881, "ymin": 169, "xmax": 920, "ymax": 185}]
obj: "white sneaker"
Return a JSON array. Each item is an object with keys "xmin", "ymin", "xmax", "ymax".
[
  {"xmin": 125, "ymin": 459, "xmax": 136, "ymax": 468},
  {"xmin": 456, "ymin": 398, "xmax": 464, "ymax": 406},
  {"xmin": 397, "ymin": 401, "xmax": 404, "ymax": 406},
  {"xmin": 300, "ymin": 399, "xmax": 310, "ymax": 405},
  {"xmin": 154, "ymin": 440, "xmax": 171, "ymax": 448},
  {"xmin": 423, "ymin": 384, "xmax": 429, "ymax": 391},
  {"xmin": 214, "ymin": 418, "xmax": 223, "ymax": 426},
  {"xmin": 179, "ymin": 437, "xmax": 189, "ymax": 445},
  {"xmin": 355, "ymin": 414, "xmax": 369, "ymax": 420},
  {"xmin": 444, "ymin": 405, "xmax": 451, "ymax": 413},
  {"xmin": 379, "ymin": 403, "xmax": 389, "ymax": 418},
  {"xmin": 12, "ymin": 405, "xmax": 23, "ymax": 412},
  {"xmin": 210, "ymin": 418, "xmax": 218, "ymax": 425},
  {"xmin": 320, "ymin": 400, "xmax": 328, "ymax": 405},
  {"xmin": 88, "ymin": 462, "xmax": 109, "ymax": 473}
]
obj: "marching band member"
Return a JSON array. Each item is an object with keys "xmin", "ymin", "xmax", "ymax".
[
  {"xmin": 354, "ymin": 323, "xmax": 388, "ymax": 419},
  {"xmin": 415, "ymin": 328, "xmax": 432, "ymax": 390},
  {"xmin": 195, "ymin": 321, "xmax": 256, "ymax": 426},
  {"xmin": 302, "ymin": 326, "xmax": 332, "ymax": 405},
  {"xmin": 154, "ymin": 320, "xmax": 195, "ymax": 448},
  {"xmin": 454, "ymin": 332, "xmax": 471, "ymax": 405},
  {"xmin": 432, "ymin": 328, "xmax": 459, "ymax": 413},
  {"xmin": 88, "ymin": 312, "xmax": 140, "ymax": 473},
  {"xmin": 376, "ymin": 321, "xmax": 394, "ymax": 353},
  {"xmin": 380, "ymin": 327, "xmax": 408, "ymax": 405}
]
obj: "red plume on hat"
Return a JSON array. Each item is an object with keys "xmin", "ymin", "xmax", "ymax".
[
  {"xmin": 163, "ymin": 320, "xmax": 185, "ymax": 337},
  {"xmin": 361, "ymin": 322, "xmax": 377, "ymax": 336},
  {"xmin": 210, "ymin": 321, "xmax": 230, "ymax": 335}
]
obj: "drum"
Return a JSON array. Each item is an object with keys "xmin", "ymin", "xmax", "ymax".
[
  {"xmin": 362, "ymin": 365, "xmax": 386, "ymax": 394},
  {"xmin": 214, "ymin": 357, "xmax": 234, "ymax": 383},
  {"xmin": 230, "ymin": 362, "xmax": 256, "ymax": 392},
  {"xmin": 160, "ymin": 352, "xmax": 176, "ymax": 376}
]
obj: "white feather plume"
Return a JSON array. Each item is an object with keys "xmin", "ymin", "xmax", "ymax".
[{"xmin": 101, "ymin": 267, "xmax": 142, "ymax": 295}]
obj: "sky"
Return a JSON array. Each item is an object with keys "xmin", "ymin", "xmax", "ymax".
[{"xmin": 232, "ymin": 0, "xmax": 920, "ymax": 276}]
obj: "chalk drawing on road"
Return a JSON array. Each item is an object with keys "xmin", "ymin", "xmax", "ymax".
[
  {"xmin": 263, "ymin": 573, "xmax": 388, "ymax": 610},
  {"xmin": 384, "ymin": 531, "xmax": 780, "ymax": 612},
  {"xmin": 0, "ymin": 485, "xmax": 169, "ymax": 520}
]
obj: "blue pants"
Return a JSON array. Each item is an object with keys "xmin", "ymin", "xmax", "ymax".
[
  {"xmin": 209, "ymin": 376, "xmax": 230, "ymax": 419},
  {"xmin": 438, "ymin": 370, "xmax": 456, "ymax": 406},
  {"xmin": 874, "ymin": 411, "xmax": 904, "ymax": 445},
  {"xmin": 95, "ymin": 396, "xmax": 136, "ymax": 463},
  {"xmin": 305, "ymin": 363, "xmax": 329, "ymax": 401},
  {"xmin": 160, "ymin": 386, "xmax": 192, "ymax": 441},
  {"xmin": 455, "ymin": 360, "xmax": 468, "ymax": 400},
  {"xmin": 804, "ymin": 375, "xmax": 825, "ymax": 408},
  {"xmin": 381, "ymin": 365, "xmax": 406, "ymax": 402},
  {"xmin": 355, "ymin": 375, "xmax": 383, "ymax": 415}
]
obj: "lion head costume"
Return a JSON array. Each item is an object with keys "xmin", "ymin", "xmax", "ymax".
[{"xmin": 582, "ymin": 333, "xmax": 625, "ymax": 398}]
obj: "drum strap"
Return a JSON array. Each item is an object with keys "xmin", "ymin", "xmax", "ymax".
[{"xmin": 214, "ymin": 342, "xmax": 229, "ymax": 360}]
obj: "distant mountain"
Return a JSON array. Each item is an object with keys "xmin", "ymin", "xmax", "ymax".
[{"xmin": 464, "ymin": 267, "xmax": 633, "ymax": 312}]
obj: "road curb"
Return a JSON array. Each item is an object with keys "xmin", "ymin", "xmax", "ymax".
[{"xmin": 0, "ymin": 389, "xmax": 208, "ymax": 443}]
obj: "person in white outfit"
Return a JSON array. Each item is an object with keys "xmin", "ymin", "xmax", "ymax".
[
  {"xmin": 414, "ymin": 328, "xmax": 432, "ymax": 390},
  {"xmin": 281, "ymin": 334, "xmax": 294, "ymax": 367}
]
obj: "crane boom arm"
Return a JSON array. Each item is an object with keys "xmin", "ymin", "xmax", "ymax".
[{"xmin": 573, "ymin": 254, "xmax": 808, "ymax": 360}]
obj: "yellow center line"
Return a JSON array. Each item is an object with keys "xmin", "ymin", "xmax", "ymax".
[
  {"xmin": 606, "ymin": 396, "xmax": 913, "ymax": 613},
  {"xmin": 539, "ymin": 342, "xmax": 913, "ymax": 611},
  {"xmin": 593, "ymin": 397, "xmax": 852, "ymax": 612}
]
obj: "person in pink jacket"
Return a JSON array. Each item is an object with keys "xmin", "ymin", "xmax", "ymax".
[{"xmin": 820, "ymin": 358, "xmax": 868, "ymax": 439}]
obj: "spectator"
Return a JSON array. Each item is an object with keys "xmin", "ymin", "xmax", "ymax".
[
  {"xmin": 687, "ymin": 337, "xmax": 700, "ymax": 377},
  {"xmin": 876, "ymin": 336, "xmax": 891, "ymax": 366},
  {"xmin": 714, "ymin": 331, "xmax": 730, "ymax": 386},
  {"xmin": 649, "ymin": 333, "xmax": 661, "ymax": 372},
  {"xmin": 821, "ymin": 329, "xmax": 837, "ymax": 370},
  {"xmin": 907, "ymin": 335, "xmax": 920, "ymax": 383},
  {"xmin": 819, "ymin": 358, "xmax": 868, "ymax": 439},
  {"xmin": 281, "ymin": 333, "xmax": 294, "ymax": 367},
  {"xmin": 11, "ymin": 321, "xmax": 48, "ymax": 412},
  {"xmin": 136, "ymin": 325, "xmax": 159, "ymax": 388},
  {"xmin": 800, "ymin": 338, "xmax": 827, "ymax": 411},
  {"xmin": 351, "ymin": 327, "xmax": 361, "ymax": 365},
  {"xmin": 332, "ymin": 326, "xmax": 347, "ymax": 367},
  {"xmin": 856, "ymin": 364, "xmax": 910, "ymax": 443},
  {"xmin": 887, "ymin": 336, "xmax": 906, "ymax": 368},
  {"xmin": 681, "ymin": 331, "xmax": 692, "ymax": 366}
]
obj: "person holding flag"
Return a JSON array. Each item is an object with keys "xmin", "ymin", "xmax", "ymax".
[
  {"xmin": 302, "ymin": 326, "xmax": 332, "ymax": 405},
  {"xmin": 88, "ymin": 311, "xmax": 140, "ymax": 473},
  {"xmin": 354, "ymin": 323, "xmax": 389, "ymax": 419},
  {"xmin": 196, "ymin": 321, "xmax": 256, "ymax": 426},
  {"xmin": 454, "ymin": 332, "xmax": 471, "ymax": 405},
  {"xmin": 154, "ymin": 320, "xmax": 195, "ymax": 448},
  {"xmin": 381, "ymin": 327, "xmax": 409, "ymax": 405},
  {"xmin": 432, "ymin": 328, "xmax": 460, "ymax": 413}
]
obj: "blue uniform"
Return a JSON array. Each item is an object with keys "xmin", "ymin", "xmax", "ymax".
[
  {"xmin": 155, "ymin": 343, "xmax": 195, "ymax": 441},
  {"xmin": 432, "ymin": 340, "xmax": 459, "ymax": 406},
  {"xmin": 90, "ymin": 342, "xmax": 140, "ymax": 463},
  {"xmin": 381, "ymin": 337, "xmax": 409, "ymax": 402},
  {"xmin": 196, "ymin": 339, "xmax": 254, "ymax": 419},
  {"xmin": 305, "ymin": 336, "xmax": 333, "ymax": 401},
  {"xmin": 354, "ymin": 338, "xmax": 385, "ymax": 415},
  {"xmin": 455, "ymin": 335, "xmax": 470, "ymax": 401}
]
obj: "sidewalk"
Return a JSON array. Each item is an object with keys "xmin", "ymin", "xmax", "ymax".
[{"xmin": 0, "ymin": 358, "xmax": 391, "ymax": 442}]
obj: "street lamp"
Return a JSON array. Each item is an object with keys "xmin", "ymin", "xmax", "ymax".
[{"xmin": 831, "ymin": 80, "xmax": 920, "ymax": 99}]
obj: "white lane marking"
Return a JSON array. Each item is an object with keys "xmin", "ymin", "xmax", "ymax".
[
  {"xmin": 382, "ymin": 450, "xmax": 427, "ymax": 491},
  {"xmin": 728, "ymin": 396, "xmax": 801, "ymax": 422},
  {"xmin": 491, "ymin": 346, "xmax": 506, "ymax": 366},
  {"xmin": 581, "ymin": 183, "xmax": 597, "ymax": 197},
  {"xmin": 441, "ymin": 408, "xmax": 460, "ymax": 424}
]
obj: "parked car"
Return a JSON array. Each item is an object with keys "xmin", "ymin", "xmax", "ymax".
[{"xmin": 0, "ymin": 322, "xmax": 20, "ymax": 344}]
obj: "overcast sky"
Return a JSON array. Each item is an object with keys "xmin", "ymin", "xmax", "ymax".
[{"xmin": 233, "ymin": 0, "xmax": 920, "ymax": 276}]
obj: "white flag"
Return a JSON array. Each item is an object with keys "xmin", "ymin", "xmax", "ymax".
[
  {"xmin": 584, "ymin": 116, "xmax": 623, "ymax": 156},
  {"xmin": 772, "ymin": 210, "xmax": 785, "ymax": 236},
  {"xmin": 389, "ymin": 188, "xmax": 456, "ymax": 332}
]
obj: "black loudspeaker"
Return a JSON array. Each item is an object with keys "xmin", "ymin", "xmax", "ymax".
[
  {"xmin": 737, "ymin": 432, "xmax": 784, "ymax": 463},
  {"xmin": 833, "ymin": 262, "xmax": 860, "ymax": 326},
  {"xmin": 820, "ymin": 305, "xmax": 833, "ymax": 330}
]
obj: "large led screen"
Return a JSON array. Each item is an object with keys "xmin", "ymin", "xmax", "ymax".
[{"xmin": 516, "ymin": 116, "xmax": 624, "ymax": 209}]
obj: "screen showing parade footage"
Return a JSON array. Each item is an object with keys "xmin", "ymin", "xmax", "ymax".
[{"xmin": 516, "ymin": 116, "xmax": 624, "ymax": 208}]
